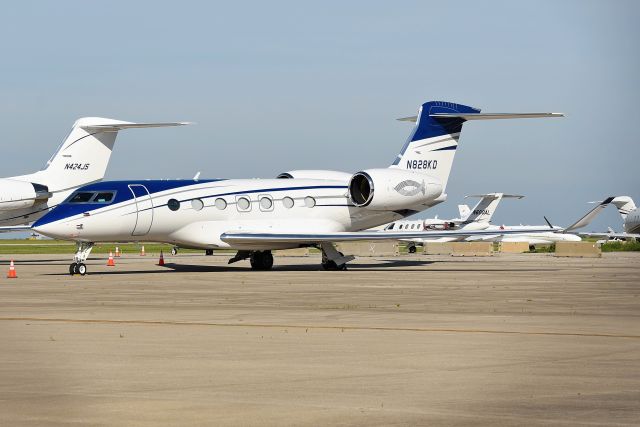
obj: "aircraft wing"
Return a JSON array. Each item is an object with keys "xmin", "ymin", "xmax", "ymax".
[
  {"xmin": 221, "ymin": 227, "xmax": 556, "ymax": 245},
  {"xmin": 578, "ymin": 231, "xmax": 640, "ymax": 239},
  {"xmin": 564, "ymin": 197, "xmax": 615, "ymax": 232},
  {"xmin": 0, "ymin": 225, "xmax": 33, "ymax": 233}
]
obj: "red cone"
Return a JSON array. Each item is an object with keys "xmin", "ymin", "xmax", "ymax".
[
  {"xmin": 158, "ymin": 250, "xmax": 165, "ymax": 266},
  {"xmin": 7, "ymin": 259, "xmax": 17, "ymax": 278},
  {"xmin": 107, "ymin": 251, "xmax": 115, "ymax": 266}
]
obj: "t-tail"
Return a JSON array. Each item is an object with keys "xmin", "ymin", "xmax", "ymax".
[
  {"xmin": 390, "ymin": 101, "xmax": 563, "ymax": 194},
  {"xmin": 462, "ymin": 193, "xmax": 524, "ymax": 224},
  {"xmin": 12, "ymin": 117, "xmax": 189, "ymax": 192},
  {"xmin": 611, "ymin": 196, "xmax": 637, "ymax": 221}
]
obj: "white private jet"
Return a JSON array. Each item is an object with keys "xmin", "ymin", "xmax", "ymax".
[
  {"xmin": 0, "ymin": 117, "xmax": 188, "ymax": 231},
  {"xmin": 463, "ymin": 197, "xmax": 617, "ymax": 248},
  {"xmin": 580, "ymin": 196, "xmax": 640, "ymax": 240},
  {"xmin": 380, "ymin": 193, "xmax": 524, "ymax": 252},
  {"xmin": 32, "ymin": 100, "xmax": 562, "ymax": 275}
]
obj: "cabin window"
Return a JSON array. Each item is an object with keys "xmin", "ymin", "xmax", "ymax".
[
  {"xmin": 282, "ymin": 197, "xmax": 294, "ymax": 209},
  {"xmin": 215, "ymin": 198, "xmax": 227, "ymax": 210},
  {"xmin": 168, "ymin": 199, "xmax": 180, "ymax": 211},
  {"xmin": 191, "ymin": 199, "xmax": 204, "ymax": 211},
  {"xmin": 259, "ymin": 195, "xmax": 273, "ymax": 211},
  {"xmin": 304, "ymin": 196, "xmax": 316, "ymax": 208},
  {"xmin": 69, "ymin": 192, "xmax": 95, "ymax": 203},
  {"xmin": 237, "ymin": 197, "xmax": 251, "ymax": 211},
  {"xmin": 92, "ymin": 192, "xmax": 115, "ymax": 203},
  {"xmin": 399, "ymin": 224, "xmax": 403, "ymax": 229}
]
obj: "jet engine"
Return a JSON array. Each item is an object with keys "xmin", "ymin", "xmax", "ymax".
[
  {"xmin": 0, "ymin": 179, "xmax": 51, "ymax": 210},
  {"xmin": 277, "ymin": 170, "xmax": 352, "ymax": 181},
  {"xmin": 348, "ymin": 168, "xmax": 442, "ymax": 210}
]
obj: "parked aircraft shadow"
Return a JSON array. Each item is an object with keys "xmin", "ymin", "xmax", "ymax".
[{"xmin": 42, "ymin": 259, "xmax": 438, "ymax": 275}]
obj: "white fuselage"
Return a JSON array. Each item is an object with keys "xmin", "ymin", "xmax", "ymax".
[{"xmin": 33, "ymin": 179, "xmax": 434, "ymax": 250}]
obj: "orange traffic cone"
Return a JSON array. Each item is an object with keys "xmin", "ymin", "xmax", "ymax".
[
  {"xmin": 140, "ymin": 245, "xmax": 146, "ymax": 256},
  {"xmin": 115, "ymin": 246, "xmax": 121, "ymax": 257},
  {"xmin": 107, "ymin": 251, "xmax": 116, "ymax": 266},
  {"xmin": 7, "ymin": 259, "xmax": 17, "ymax": 278},
  {"xmin": 158, "ymin": 250, "xmax": 165, "ymax": 266}
]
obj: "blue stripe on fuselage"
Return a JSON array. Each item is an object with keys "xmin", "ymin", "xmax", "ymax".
[{"xmin": 33, "ymin": 180, "xmax": 349, "ymax": 227}]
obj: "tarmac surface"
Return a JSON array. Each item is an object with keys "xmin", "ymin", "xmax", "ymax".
[{"xmin": 0, "ymin": 252, "xmax": 639, "ymax": 426}]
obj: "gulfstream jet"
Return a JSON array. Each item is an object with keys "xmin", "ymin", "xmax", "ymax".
[
  {"xmin": 0, "ymin": 117, "xmax": 188, "ymax": 230},
  {"xmin": 32, "ymin": 101, "xmax": 562, "ymax": 275}
]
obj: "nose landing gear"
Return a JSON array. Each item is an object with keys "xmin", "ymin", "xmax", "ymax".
[{"xmin": 69, "ymin": 242, "xmax": 94, "ymax": 276}]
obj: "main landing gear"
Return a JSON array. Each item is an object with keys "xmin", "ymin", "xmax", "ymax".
[
  {"xmin": 249, "ymin": 250, "xmax": 274, "ymax": 270},
  {"xmin": 228, "ymin": 250, "xmax": 274, "ymax": 270},
  {"xmin": 320, "ymin": 242, "xmax": 354, "ymax": 271},
  {"xmin": 407, "ymin": 244, "xmax": 417, "ymax": 254},
  {"xmin": 69, "ymin": 242, "xmax": 94, "ymax": 276}
]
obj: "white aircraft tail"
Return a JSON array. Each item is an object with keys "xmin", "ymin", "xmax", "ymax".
[
  {"xmin": 462, "ymin": 193, "xmax": 524, "ymax": 224},
  {"xmin": 458, "ymin": 204, "xmax": 471, "ymax": 220},
  {"xmin": 390, "ymin": 101, "xmax": 562, "ymax": 193},
  {"xmin": 15, "ymin": 117, "xmax": 189, "ymax": 192},
  {"xmin": 611, "ymin": 196, "xmax": 636, "ymax": 220}
]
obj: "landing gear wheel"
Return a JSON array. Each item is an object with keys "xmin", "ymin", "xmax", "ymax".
[
  {"xmin": 250, "ymin": 251, "xmax": 274, "ymax": 270},
  {"xmin": 69, "ymin": 263, "xmax": 78, "ymax": 276},
  {"xmin": 77, "ymin": 263, "xmax": 87, "ymax": 276},
  {"xmin": 408, "ymin": 245, "xmax": 417, "ymax": 254},
  {"xmin": 322, "ymin": 260, "xmax": 347, "ymax": 271},
  {"xmin": 205, "ymin": 249, "xmax": 214, "ymax": 256},
  {"xmin": 171, "ymin": 247, "xmax": 178, "ymax": 256},
  {"xmin": 321, "ymin": 250, "xmax": 347, "ymax": 271}
]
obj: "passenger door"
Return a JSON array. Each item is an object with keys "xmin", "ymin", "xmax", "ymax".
[{"xmin": 128, "ymin": 184, "xmax": 153, "ymax": 236}]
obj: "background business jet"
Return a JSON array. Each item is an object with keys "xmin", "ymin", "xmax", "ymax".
[
  {"xmin": 380, "ymin": 193, "xmax": 523, "ymax": 252},
  {"xmin": 0, "ymin": 117, "xmax": 188, "ymax": 231}
]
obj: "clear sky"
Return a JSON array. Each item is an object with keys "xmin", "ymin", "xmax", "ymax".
[{"xmin": 1, "ymin": 0, "xmax": 638, "ymax": 232}]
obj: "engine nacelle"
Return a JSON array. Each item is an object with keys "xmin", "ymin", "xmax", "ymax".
[
  {"xmin": 0, "ymin": 179, "xmax": 50, "ymax": 211},
  {"xmin": 348, "ymin": 168, "xmax": 443, "ymax": 210},
  {"xmin": 277, "ymin": 170, "xmax": 352, "ymax": 182}
]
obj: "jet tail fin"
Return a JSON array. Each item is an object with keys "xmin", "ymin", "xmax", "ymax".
[
  {"xmin": 14, "ymin": 118, "xmax": 189, "ymax": 192},
  {"xmin": 458, "ymin": 204, "xmax": 471, "ymax": 220},
  {"xmin": 391, "ymin": 101, "xmax": 563, "ymax": 193},
  {"xmin": 462, "ymin": 193, "xmax": 524, "ymax": 224},
  {"xmin": 610, "ymin": 196, "xmax": 637, "ymax": 221}
]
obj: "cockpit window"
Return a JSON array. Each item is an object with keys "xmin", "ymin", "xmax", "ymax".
[
  {"xmin": 69, "ymin": 192, "xmax": 95, "ymax": 203},
  {"xmin": 93, "ymin": 192, "xmax": 115, "ymax": 203},
  {"xmin": 385, "ymin": 223, "xmax": 395, "ymax": 230},
  {"xmin": 67, "ymin": 191, "xmax": 116, "ymax": 204}
]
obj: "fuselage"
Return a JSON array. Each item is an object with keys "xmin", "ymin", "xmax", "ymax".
[
  {"xmin": 33, "ymin": 179, "xmax": 422, "ymax": 250},
  {"xmin": 624, "ymin": 208, "xmax": 640, "ymax": 234}
]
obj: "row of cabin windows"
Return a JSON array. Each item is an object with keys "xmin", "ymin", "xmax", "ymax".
[
  {"xmin": 385, "ymin": 222, "xmax": 423, "ymax": 231},
  {"xmin": 167, "ymin": 195, "xmax": 317, "ymax": 212}
]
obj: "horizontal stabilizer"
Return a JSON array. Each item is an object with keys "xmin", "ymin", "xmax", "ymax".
[
  {"xmin": 465, "ymin": 193, "xmax": 524, "ymax": 199},
  {"xmin": 80, "ymin": 121, "xmax": 192, "ymax": 131},
  {"xmin": 397, "ymin": 113, "xmax": 563, "ymax": 123}
]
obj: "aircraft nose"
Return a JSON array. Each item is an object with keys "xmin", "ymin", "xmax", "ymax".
[{"xmin": 32, "ymin": 221, "xmax": 66, "ymax": 239}]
